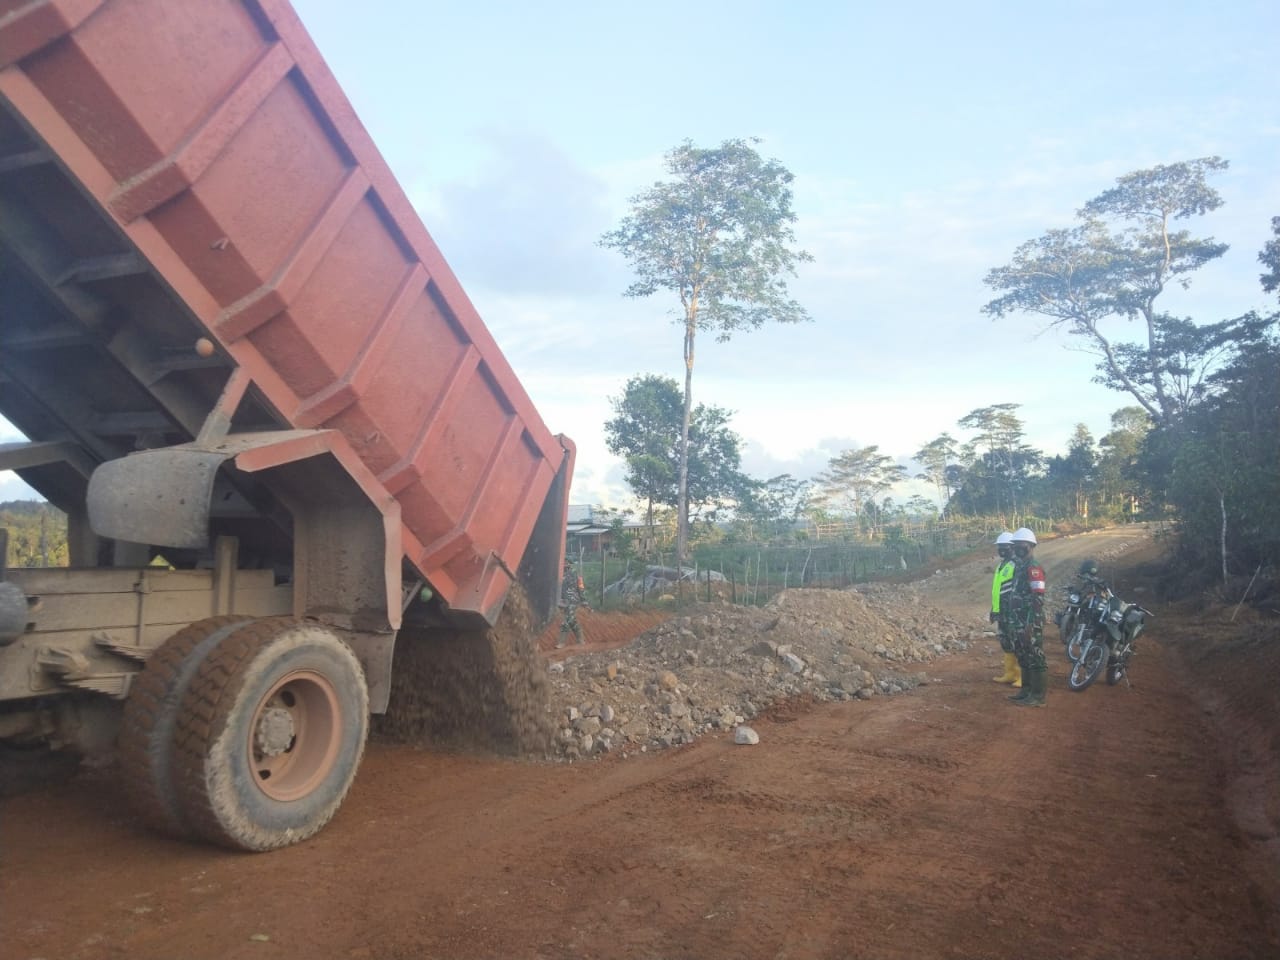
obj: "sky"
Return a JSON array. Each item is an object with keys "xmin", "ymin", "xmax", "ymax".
[{"xmin": 3, "ymin": 0, "xmax": 1279, "ymax": 508}]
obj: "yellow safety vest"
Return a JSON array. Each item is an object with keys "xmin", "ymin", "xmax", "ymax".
[{"xmin": 991, "ymin": 559, "xmax": 1015, "ymax": 614}]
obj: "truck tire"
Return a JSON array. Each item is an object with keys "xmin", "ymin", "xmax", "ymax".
[
  {"xmin": 172, "ymin": 619, "xmax": 368, "ymax": 851},
  {"xmin": 118, "ymin": 616, "xmax": 253, "ymax": 836}
]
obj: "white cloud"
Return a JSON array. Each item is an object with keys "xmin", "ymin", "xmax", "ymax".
[{"xmin": 0, "ymin": 472, "xmax": 40, "ymax": 502}]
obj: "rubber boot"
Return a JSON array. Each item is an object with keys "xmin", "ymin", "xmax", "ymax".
[
  {"xmin": 1010, "ymin": 661, "xmax": 1023, "ymax": 689},
  {"xmin": 992, "ymin": 652, "xmax": 1018, "ymax": 684},
  {"xmin": 1008, "ymin": 659, "xmax": 1031, "ymax": 701},
  {"xmin": 1014, "ymin": 667, "xmax": 1047, "ymax": 707}
]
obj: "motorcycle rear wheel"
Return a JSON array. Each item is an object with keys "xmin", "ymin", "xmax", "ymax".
[
  {"xmin": 1106, "ymin": 649, "xmax": 1131, "ymax": 686},
  {"xmin": 1069, "ymin": 638, "xmax": 1108, "ymax": 691}
]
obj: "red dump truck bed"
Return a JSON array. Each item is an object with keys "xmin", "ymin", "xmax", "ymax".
[{"xmin": 0, "ymin": 0, "xmax": 573, "ymax": 622}]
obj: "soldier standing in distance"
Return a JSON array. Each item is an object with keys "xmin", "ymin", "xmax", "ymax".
[
  {"xmin": 990, "ymin": 532, "xmax": 1021, "ymax": 688},
  {"xmin": 1007, "ymin": 528, "xmax": 1048, "ymax": 707},
  {"xmin": 556, "ymin": 560, "xmax": 588, "ymax": 648}
]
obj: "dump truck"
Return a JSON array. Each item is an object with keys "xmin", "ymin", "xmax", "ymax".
[{"xmin": 0, "ymin": 0, "xmax": 574, "ymax": 850}]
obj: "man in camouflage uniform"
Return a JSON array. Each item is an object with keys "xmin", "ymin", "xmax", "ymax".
[
  {"xmin": 1006, "ymin": 527, "xmax": 1048, "ymax": 707},
  {"xmin": 556, "ymin": 561, "xmax": 587, "ymax": 648}
]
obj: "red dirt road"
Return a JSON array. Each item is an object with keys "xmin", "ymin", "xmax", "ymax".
[{"xmin": 3, "ymin": 543, "xmax": 1278, "ymax": 960}]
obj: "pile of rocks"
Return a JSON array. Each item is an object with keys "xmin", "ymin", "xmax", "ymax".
[{"xmin": 544, "ymin": 584, "xmax": 985, "ymax": 762}]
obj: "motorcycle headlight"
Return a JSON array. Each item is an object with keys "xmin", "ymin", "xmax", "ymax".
[
  {"xmin": 1109, "ymin": 610, "xmax": 1123, "ymax": 623},
  {"xmin": 1069, "ymin": 593, "xmax": 1080, "ymax": 604}
]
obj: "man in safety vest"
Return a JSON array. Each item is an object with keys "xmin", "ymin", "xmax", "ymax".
[
  {"xmin": 990, "ymin": 532, "xmax": 1020, "ymax": 688},
  {"xmin": 1006, "ymin": 528, "xmax": 1048, "ymax": 707}
]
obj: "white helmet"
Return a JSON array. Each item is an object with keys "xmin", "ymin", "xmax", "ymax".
[
  {"xmin": 994, "ymin": 532, "xmax": 1014, "ymax": 546},
  {"xmin": 1012, "ymin": 527, "xmax": 1037, "ymax": 545}
]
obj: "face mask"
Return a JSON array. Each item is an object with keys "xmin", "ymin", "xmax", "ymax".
[{"xmin": 1014, "ymin": 544, "xmax": 1031, "ymax": 558}]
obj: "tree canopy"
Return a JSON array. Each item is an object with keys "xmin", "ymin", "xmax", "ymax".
[
  {"xmin": 736, "ymin": 473, "xmax": 812, "ymax": 539},
  {"xmin": 913, "ymin": 433, "xmax": 958, "ymax": 508},
  {"xmin": 815, "ymin": 446, "xmax": 906, "ymax": 521},
  {"xmin": 1260, "ymin": 216, "xmax": 1280, "ymax": 297},
  {"xmin": 981, "ymin": 157, "xmax": 1261, "ymax": 425},
  {"xmin": 600, "ymin": 138, "xmax": 811, "ymax": 563},
  {"xmin": 603, "ymin": 374, "xmax": 751, "ymax": 527}
]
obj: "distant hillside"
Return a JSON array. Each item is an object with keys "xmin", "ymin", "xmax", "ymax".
[
  {"xmin": 1, "ymin": 501, "xmax": 69, "ymax": 568},
  {"xmin": 0, "ymin": 500, "xmax": 49, "ymax": 515}
]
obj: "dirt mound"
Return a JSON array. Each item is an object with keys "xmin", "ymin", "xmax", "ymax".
[
  {"xmin": 373, "ymin": 585, "xmax": 554, "ymax": 756},
  {"xmin": 544, "ymin": 585, "xmax": 983, "ymax": 760},
  {"xmin": 378, "ymin": 527, "xmax": 1164, "ymax": 765}
]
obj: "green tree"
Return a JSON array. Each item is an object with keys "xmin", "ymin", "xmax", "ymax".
[
  {"xmin": 1153, "ymin": 228, "xmax": 1280, "ymax": 579},
  {"xmin": 956, "ymin": 404, "xmax": 1041, "ymax": 515},
  {"xmin": 949, "ymin": 405, "xmax": 1043, "ymax": 517},
  {"xmin": 815, "ymin": 445, "xmax": 907, "ymax": 534},
  {"xmin": 983, "ymin": 158, "xmax": 1240, "ymax": 424},
  {"xmin": 736, "ymin": 473, "xmax": 811, "ymax": 540},
  {"xmin": 1162, "ymin": 328, "xmax": 1280, "ymax": 580},
  {"xmin": 684, "ymin": 405, "xmax": 755, "ymax": 522},
  {"xmin": 604, "ymin": 374, "xmax": 681, "ymax": 533},
  {"xmin": 1096, "ymin": 406, "xmax": 1152, "ymax": 517},
  {"xmin": 903, "ymin": 494, "xmax": 939, "ymax": 518},
  {"xmin": 600, "ymin": 138, "xmax": 811, "ymax": 564},
  {"xmin": 1260, "ymin": 215, "xmax": 1280, "ymax": 297},
  {"xmin": 913, "ymin": 433, "xmax": 958, "ymax": 508},
  {"xmin": 1045, "ymin": 424, "xmax": 1096, "ymax": 519},
  {"xmin": 598, "ymin": 509, "xmax": 638, "ymax": 563},
  {"xmin": 603, "ymin": 374, "xmax": 752, "ymax": 532}
]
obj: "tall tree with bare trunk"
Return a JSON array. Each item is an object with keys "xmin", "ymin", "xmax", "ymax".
[{"xmin": 600, "ymin": 139, "xmax": 811, "ymax": 565}]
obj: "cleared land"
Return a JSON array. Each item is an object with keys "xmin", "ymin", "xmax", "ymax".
[{"xmin": 2, "ymin": 527, "xmax": 1277, "ymax": 960}]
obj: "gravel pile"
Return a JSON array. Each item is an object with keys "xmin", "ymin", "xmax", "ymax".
[
  {"xmin": 545, "ymin": 582, "xmax": 986, "ymax": 762},
  {"xmin": 377, "ymin": 529, "xmax": 1155, "ymax": 764}
]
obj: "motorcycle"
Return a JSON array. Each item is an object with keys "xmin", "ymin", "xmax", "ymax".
[
  {"xmin": 1061, "ymin": 576, "xmax": 1106, "ymax": 662},
  {"xmin": 1054, "ymin": 585, "xmax": 1081, "ymax": 643},
  {"xmin": 1067, "ymin": 586, "xmax": 1154, "ymax": 691}
]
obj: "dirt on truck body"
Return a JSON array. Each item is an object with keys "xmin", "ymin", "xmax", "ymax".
[{"xmin": 2, "ymin": 527, "xmax": 1278, "ymax": 959}]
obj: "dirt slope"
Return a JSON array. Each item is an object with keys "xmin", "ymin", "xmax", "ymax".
[{"xmin": 2, "ymin": 525, "xmax": 1277, "ymax": 960}]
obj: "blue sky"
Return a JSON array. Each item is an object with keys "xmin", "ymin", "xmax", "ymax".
[{"xmin": 3, "ymin": 0, "xmax": 1279, "ymax": 507}]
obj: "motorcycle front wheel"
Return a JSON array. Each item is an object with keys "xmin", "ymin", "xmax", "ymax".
[
  {"xmin": 1068, "ymin": 638, "xmax": 1108, "ymax": 691},
  {"xmin": 1065, "ymin": 622, "xmax": 1088, "ymax": 662},
  {"xmin": 1058, "ymin": 610, "xmax": 1076, "ymax": 645}
]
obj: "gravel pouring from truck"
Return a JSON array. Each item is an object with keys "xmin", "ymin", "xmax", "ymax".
[{"xmin": 0, "ymin": 0, "xmax": 574, "ymax": 848}]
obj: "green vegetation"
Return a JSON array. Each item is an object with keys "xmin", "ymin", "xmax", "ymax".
[
  {"xmin": 604, "ymin": 374, "xmax": 752, "ymax": 531},
  {"xmin": 1, "ymin": 501, "xmax": 69, "ymax": 568}
]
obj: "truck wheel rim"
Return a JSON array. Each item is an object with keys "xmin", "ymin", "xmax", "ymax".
[{"xmin": 248, "ymin": 670, "xmax": 342, "ymax": 802}]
